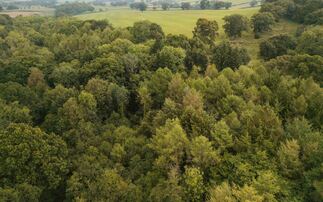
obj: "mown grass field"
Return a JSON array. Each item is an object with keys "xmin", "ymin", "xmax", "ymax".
[{"xmin": 76, "ymin": 8, "xmax": 259, "ymax": 36}]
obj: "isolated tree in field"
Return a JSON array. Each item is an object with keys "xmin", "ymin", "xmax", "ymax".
[
  {"xmin": 224, "ymin": 2, "xmax": 232, "ymax": 9},
  {"xmin": 259, "ymin": 34, "xmax": 296, "ymax": 60},
  {"xmin": 162, "ymin": 3, "xmax": 170, "ymax": 10},
  {"xmin": 181, "ymin": 2, "xmax": 191, "ymax": 10},
  {"xmin": 250, "ymin": 0, "xmax": 258, "ymax": 7},
  {"xmin": 131, "ymin": 2, "xmax": 147, "ymax": 12},
  {"xmin": 251, "ymin": 12, "xmax": 275, "ymax": 38},
  {"xmin": 200, "ymin": 0, "xmax": 210, "ymax": 10},
  {"xmin": 223, "ymin": 14, "xmax": 249, "ymax": 38},
  {"xmin": 138, "ymin": 2, "xmax": 147, "ymax": 12},
  {"xmin": 193, "ymin": 18, "xmax": 218, "ymax": 43},
  {"xmin": 0, "ymin": 6, "xmax": 3, "ymax": 11},
  {"xmin": 212, "ymin": 41, "xmax": 250, "ymax": 70}
]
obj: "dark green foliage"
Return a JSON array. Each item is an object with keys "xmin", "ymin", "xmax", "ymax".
[
  {"xmin": 260, "ymin": 0, "xmax": 323, "ymax": 24},
  {"xmin": 185, "ymin": 37, "xmax": 210, "ymax": 71},
  {"xmin": 0, "ymin": 124, "xmax": 68, "ymax": 189},
  {"xmin": 31, "ymin": 0, "xmax": 57, "ymax": 7},
  {"xmin": 193, "ymin": 18, "xmax": 219, "ymax": 43},
  {"xmin": 223, "ymin": 14, "xmax": 249, "ymax": 38},
  {"xmin": 0, "ymin": 183, "xmax": 41, "ymax": 202},
  {"xmin": 131, "ymin": 21, "xmax": 164, "ymax": 43},
  {"xmin": 0, "ymin": 14, "xmax": 12, "ymax": 26},
  {"xmin": 251, "ymin": 12, "xmax": 275, "ymax": 38},
  {"xmin": 250, "ymin": 0, "xmax": 258, "ymax": 7},
  {"xmin": 7, "ymin": 5, "xmax": 19, "ymax": 10},
  {"xmin": 181, "ymin": 2, "xmax": 191, "ymax": 10},
  {"xmin": 259, "ymin": 34, "xmax": 297, "ymax": 60},
  {"xmin": 200, "ymin": 0, "xmax": 210, "ymax": 10},
  {"xmin": 259, "ymin": 0, "xmax": 289, "ymax": 21},
  {"xmin": 266, "ymin": 54, "xmax": 323, "ymax": 86},
  {"xmin": 0, "ymin": 99, "xmax": 32, "ymax": 128},
  {"xmin": 212, "ymin": 41, "xmax": 250, "ymax": 70},
  {"xmin": 213, "ymin": 1, "xmax": 232, "ymax": 9},
  {"xmin": 297, "ymin": 27, "xmax": 323, "ymax": 56},
  {"xmin": 165, "ymin": 34, "xmax": 190, "ymax": 49},
  {"xmin": 161, "ymin": 3, "xmax": 170, "ymax": 10},
  {"xmin": 55, "ymin": 3, "xmax": 94, "ymax": 17},
  {"xmin": 200, "ymin": 0, "xmax": 232, "ymax": 10},
  {"xmin": 111, "ymin": 1, "xmax": 128, "ymax": 7},
  {"xmin": 130, "ymin": 2, "xmax": 147, "ymax": 12},
  {"xmin": 304, "ymin": 8, "xmax": 323, "ymax": 25},
  {"xmin": 156, "ymin": 46, "xmax": 185, "ymax": 71}
]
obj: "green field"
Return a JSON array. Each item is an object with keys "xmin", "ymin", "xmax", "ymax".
[
  {"xmin": 76, "ymin": 8, "xmax": 259, "ymax": 36},
  {"xmin": 76, "ymin": 7, "xmax": 298, "ymax": 59}
]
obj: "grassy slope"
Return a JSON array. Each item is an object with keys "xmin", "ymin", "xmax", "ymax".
[
  {"xmin": 77, "ymin": 8, "xmax": 298, "ymax": 59},
  {"xmin": 229, "ymin": 19, "xmax": 299, "ymax": 58},
  {"xmin": 0, "ymin": 7, "xmax": 55, "ymax": 17},
  {"xmin": 76, "ymin": 8, "xmax": 259, "ymax": 36}
]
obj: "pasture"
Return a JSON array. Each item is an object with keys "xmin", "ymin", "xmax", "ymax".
[
  {"xmin": 76, "ymin": 7, "xmax": 298, "ymax": 58},
  {"xmin": 76, "ymin": 7, "xmax": 259, "ymax": 36}
]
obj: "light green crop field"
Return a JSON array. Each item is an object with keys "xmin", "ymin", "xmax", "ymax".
[{"xmin": 76, "ymin": 8, "xmax": 259, "ymax": 36}]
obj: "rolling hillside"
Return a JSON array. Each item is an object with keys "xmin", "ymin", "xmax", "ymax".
[{"xmin": 76, "ymin": 7, "xmax": 259, "ymax": 36}]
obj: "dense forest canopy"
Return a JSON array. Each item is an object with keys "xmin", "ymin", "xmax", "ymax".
[{"xmin": 0, "ymin": 0, "xmax": 322, "ymax": 201}]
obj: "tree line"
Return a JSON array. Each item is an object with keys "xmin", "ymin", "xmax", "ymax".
[
  {"xmin": 129, "ymin": 0, "xmax": 234, "ymax": 11},
  {"xmin": 55, "ymin": 2, "xmax": 95, "ymax": 17}
]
